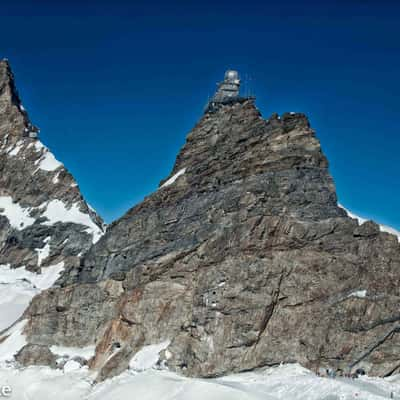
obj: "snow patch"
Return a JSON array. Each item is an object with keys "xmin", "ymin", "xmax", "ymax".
[
  {"xmin": 380, "ymin": 224, "xmax": 400, "ymax": 240},
  {"xmin": 8, "ymin": 141, "xmax": 23, "ymax": 157},
  {"xmin": 0, "ymin": 320, "xmax": 27, "ymax": 362},
  {"xmin": 0, "ymin": 279, "xmax": 33, "ymax": 332},
  {"xmin": 0, "ymin": 263, "xmax": 64, "ymax": 331},
  {"xmin": 1, "ymin": 132, "xmax": 9, "ymax": 148},
  {"xmin": 52, "ymin": 171, "xmax": 61, "ymax": 184},
  {"xmin": 41, "ymin": 200, "xmax": 103, "ymax": 243},
  {"xmin": 63, "ymin": 360, "xmax": 83, "ymax": 373},
  {"xmin": 129, "ymin": 341, "xmax": 170, "ymax": 371},
  {"xmin": 0, "ymin": 262, "xmax": 64, "ymax": 291},
  {"xmin": 50, "ymin": 345, "xmax": 96, "ymax": 361},
  {"xmin": 36, "ymin": 150, "xmax": 63, "ymax": 172},
  {"xmin": 35, "ymin": 262, "xmax": 65, "ymax": 290},
  {"xmin": 348, "ymin": 289, "xmax": 367, "ymax": 299},
  {"xmin": 0, "ymin": 196, "xmax": 35, "ymax": 229},
  {"xmin": 0, "ymin": 195, "xmax": 102, "ymax": 243},
  {"xmin": 87, "ymin": 203, "xmax": 97, "ymax": 213},
  {"xmin": 35, "ymin": 236, "xmax": 51, "ymax": 266},
  {"xmin": 33, "ymin": 141, "xmax": 44, "ymax": 152},
  {"xmin": 32, "ymin": 140, "xmax": 63, "ymax": 171},
  {"xmin": 160, "ymin": 168, "xmax": 186, "ymax": 188}
]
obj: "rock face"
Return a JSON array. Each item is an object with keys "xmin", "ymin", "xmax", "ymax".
[
  {"xmin": 10, "ymin": 67, "xmax": 400, "ymax": 380},
  {"xmin": 0, "ymin": 60, "xmax": 104, "ymax": 330}
]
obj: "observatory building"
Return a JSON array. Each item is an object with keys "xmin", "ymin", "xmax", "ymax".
[
  {"xmin": 213, "ymin": 70, "xmax": 241, "ymax": 102},
  {"xmin": 206, "ymin": 69, "xmax": 253, "ymax": 113}
]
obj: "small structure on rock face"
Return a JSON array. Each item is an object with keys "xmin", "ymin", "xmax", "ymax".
[
  {"xmin": 205, "ymin": 69, "xmax": 254, "ymax": 113},
  {"xmin": 23, "ymin": 126, "xmax": 39, "ymax": 139}
]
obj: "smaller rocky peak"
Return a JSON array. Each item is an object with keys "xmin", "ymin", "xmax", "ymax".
[
  {"xmin": 0, "ymin": 59, "xmax": 13, "ymax": 90},
  {"xmin": 354, "ymin": 220, "xmax": 380, "ymax": 238},
  {"xmin": 0, "ymin": 60, "xmax": 39, "ymax": 140},
  {"xmin": 0, "ymin": 59, "xmax": 24, "ymax": 108},
  {"xmin": 0, "ymin": 60, "xmax": 105, "ymax": 273},
  {"xmin": 281, "ymin": 112, "xmax": 310, "ymax": 131}
]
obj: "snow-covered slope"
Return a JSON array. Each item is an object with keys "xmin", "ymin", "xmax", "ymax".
[
  {"xmin": 1, "ymin": 363, "xmax": 400, "ymax": 400},
  {"xmin": 0, "ymin": 263, "xmax": 64, "ymax": 331},
  {"xmin": 0, "ymin": 138, "xmax": 103, "ymax": 244}
]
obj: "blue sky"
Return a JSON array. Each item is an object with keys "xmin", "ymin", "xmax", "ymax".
[{"xmin": 1, "ymin": 0, "xmax": 399, "ymax": 228}]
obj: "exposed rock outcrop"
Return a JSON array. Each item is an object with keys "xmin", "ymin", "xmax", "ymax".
[{"xmin": 4, "ymin": 64, "xmax": 399, "ymax": 380}]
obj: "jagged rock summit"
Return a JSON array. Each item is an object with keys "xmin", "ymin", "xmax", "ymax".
[
  {"xmin": 0, "ymin": 60, "xmax": 104, "ymax": 332},
  {"xmin": 2, "ymin": 68, "xmax": 400, "ymax": 382}
]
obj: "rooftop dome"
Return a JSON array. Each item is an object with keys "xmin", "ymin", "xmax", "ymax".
[{"xmin": 224, "ymin": 70, "xmax": 239, "ymax": 82}]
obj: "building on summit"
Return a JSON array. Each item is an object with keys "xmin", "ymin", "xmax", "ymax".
[
  {"xmin": 213, "ymin": 70, "xmax": 241, "ymax": 102},
  {"xmin": 206, "ymin": 69, "xmax": 253, "ymax": 113}
]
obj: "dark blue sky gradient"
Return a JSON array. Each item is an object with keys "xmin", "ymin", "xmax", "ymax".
[{"xmin": 1, "ymin": 0, "xmax": 399, "ymax": 227}]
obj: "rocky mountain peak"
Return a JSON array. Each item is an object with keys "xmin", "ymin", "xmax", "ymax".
[
  {"xmin": 166, "ymin": 100, "xmax": 326, "ymax": 191},
  {"xmin": 1, "ymin": 67, "xmax": 399, "ymax": 383}
]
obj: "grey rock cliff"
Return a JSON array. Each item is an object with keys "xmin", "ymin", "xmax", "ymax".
[
  {"xmin": 12, "ymin": 74, "xmax": 400, "ymax": 380},
  {"xmin": 0, "ymin": 59, "xmax": 103, "ymax": 275}
]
